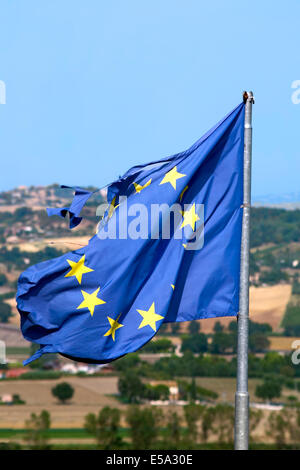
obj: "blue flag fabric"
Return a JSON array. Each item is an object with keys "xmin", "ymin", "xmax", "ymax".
[
  {"xmin": 17, "ymin": 102, "xmax": 245, "ymax": 365},
  {"xmin": 46, "ymin": 186, "xmax": 95, "ymax": 229}
]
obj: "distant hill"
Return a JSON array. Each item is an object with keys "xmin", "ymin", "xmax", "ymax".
[
  {"xmin": 0, "ymin": 184, "xmax": 105, "ymax": 210},
  {"xmin": 0, "ymin": 185, "xmax": 300, "ymax": 249},
  {"xmin": 253, "ymin": 192, "xmax": 300, "ymax": 210}
]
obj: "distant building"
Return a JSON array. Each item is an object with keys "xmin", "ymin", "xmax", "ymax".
[
  {"xmin": 149, "ymin": 380, "xmax": 179, "ymax": 400},
  {"xmin": 5, "ymin": 368, "xmax": 28, "ymax": 379},
  {"xmin": 60, "ymin": 362, "xmax": 108, "ymax": 375},
  {"xmin": 1, "ymin": 394, "xmax": 13, "ymax": 403},
  {"xmin": 61, "ymin": 363, "xmax": 77, "ymax": 374},
  {"xmin": 6, "ymin": 236, "xmax": 19, "ymax": 244}
]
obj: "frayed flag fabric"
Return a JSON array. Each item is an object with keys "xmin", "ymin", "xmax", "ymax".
[{"xmin": 17, "ymin": 102, "xmax": 245, "ymax": 364}]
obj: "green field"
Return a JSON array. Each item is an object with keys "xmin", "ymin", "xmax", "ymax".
[{"xmin": 0, "ymin": 428, "xmax": 90, "ymax": 439}]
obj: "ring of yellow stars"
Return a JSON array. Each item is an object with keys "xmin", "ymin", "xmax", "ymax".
[
  {"xmin": 133, "ymin": 178, "xmax": 152, "ymax": 194},
  {"xmin": 180, "ymin": 203, "xmax": 200, "ymax": 231},
  {"xmin": 159, "ymin": 166, "xmax": 186, "ymax": 190},
  {"xmin": 137, "ymin": 302, "xmax": 164, "ymax": 332},
  {"xmin": 65, "ymin": 255, "xmax": 94, "ymax": 284},
  {"xmin": 77, "ymin": 287, "xmax": 106, "ymax": 316},
  {"xmin": 103, "ymin": 314, "xmax": 124, "ymax": 341}
]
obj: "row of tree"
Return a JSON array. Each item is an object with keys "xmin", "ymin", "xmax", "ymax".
[
  {"xmin": 250, "ymin": 207, "xmax": 300, "ymax": 248},
  {"xmin": 115, "ymin": 345, "xmax": 296, "ymax": 380},
  {"xmin": 118, "ymin": 371, "xmax": 218, "ymax": 404},
  {"xmin": 23, "ymin": 403, "xmax": 300, "ymax": 450},
  {"xmin": 118, "ymin": 369, "xmax": 288, "ymax": 404},
  {"xmin": 156, "ymin": 319, "xmax": 272, "ymax": 354}
]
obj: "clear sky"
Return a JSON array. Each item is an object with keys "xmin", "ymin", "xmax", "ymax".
[{"xmin": 0, "ymin": 0, "xmax": 299, "ymax": 198}]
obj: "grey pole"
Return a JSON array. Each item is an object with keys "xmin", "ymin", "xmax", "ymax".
[{"xmin": 234, "ymin": 91, "xmax": 254, "ymax": 450}]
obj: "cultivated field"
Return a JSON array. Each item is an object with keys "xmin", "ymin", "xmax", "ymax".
[
  {"xmin": 0, "ymin": 376, "xmax": 123, "ymax": 428},
  {"xmin": 1, "ymin": 375, "xmax": 299, "ymax": 433},
  {"xmin": 6, "ymin": 236, "xmax": 90, "ymax": 253},
  {"xmin": 198, "ymin": 284, "xmax": 291, "ymax": 334}
]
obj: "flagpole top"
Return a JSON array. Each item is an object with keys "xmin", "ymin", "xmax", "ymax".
[{"xmin": 243, "ymin": 91, "xmax": 255, "ymax": 104}]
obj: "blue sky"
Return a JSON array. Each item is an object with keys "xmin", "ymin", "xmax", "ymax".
[{"xmin": 0, "ymin": 1, "xmax": 299, "ymax": 198}]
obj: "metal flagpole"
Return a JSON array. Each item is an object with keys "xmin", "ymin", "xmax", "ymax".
[{"xmin": 234, "ymin": 91, "xmax": 254, "ymax": 450}]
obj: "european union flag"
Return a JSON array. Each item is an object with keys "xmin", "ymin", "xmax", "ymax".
[{"xmin": 17, "ymin": 101, "xmax": 245, "ymax": 364}]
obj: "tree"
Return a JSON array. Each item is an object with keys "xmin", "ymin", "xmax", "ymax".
[
  {"xmin": 200, "ymin": 407, "xmax": 215, "ymax": 442},
  {"xmin": 146, "ymin": 383, "xmax": 170, "ymax": 401},
  {"xmin": 184, "ymin": 403, "xmax": 203, "ymax": 442},
  {"xmin": 51, "ymin": 382, "xmax": 74, "ymax": 404},
  {"xmin": 266, "ymin": 410, "xmax": 289, "ymax": 446},
  {"xmin": 282, "ymin": 304, "xmax": 300, "ymax": 336},
  {"xmin": 126, "ymin": 406, "xmax": 162, "ymax": 449},
  {"xmin": 292, "ymin": 280, "xmax": 300, "ymax": 295},
  {"xmin": 249, "ymin": 409, "xmax": 263, "ymax": 443},
  {"xmin": 142, "ymin": 338, "xmax": 174, "ymax": 353},
  {"xmin": 0, "ymin": 302, "xmax": 12, "ymax": 323},
  {"xmin": 188, "ymin": 321, "xmax": 200, "ymax": 335},
  {"xmin": 184, "ymin": 404, "xmax": 215, "ymax": 445},
  {"xmin": 255, "ymin": 379, "xmax": 282, "ymax": 402},
  {"xmin": 249, "ymin": 333, "xmax": 270, "ymax": 353},
  {"xmin": 249, "ymin": 320, "xmax": 272, "ymax": 335},
  {"xmin": 228, "ymin": 321, "xmax": 237, "ymax": 333},
  {"xmin": 84, "ymin": 407, "xmax": 122, "ymax": 449},
  {"xmin": 158, "ymin": 324, "xmax": 169, "ymax": 335},
  {"xmin": 250, "ymin": 252, "xmax": 260, "ymax": 276},
  {"xmin": 118, "ymin": 370, "xmax": 146, "ymax": 403},
  {"xmin": 165, "ymin": 412, "xmax": 181, "ymax": 448},
  {"xmin": 171, "ymin": 323, "xmax": 181, "ymax": 335},
  {"xmin": 213, "ymin": 321, "xmax": 224, "ymax": 333},
  {"xmin": 0, "ymin": 273, "xmax": 8, "ymax": 286},
  {"xmin": 24, "ymin": 410, "xmax": 51, "ymax": 449},
  {"xmin": 189, "ymin": 378, "xmax": 197, "ymax": 401},
  {"xmin": 211, "ymin": 404, "xmax": 234, "ymax": 443},
  {"xmin": 259, "ymin": 268, "xmax": 289, "ymax": 285},
  {"xmin": 209, "ymin": 332, "xmax": 234, "ymax": 354},
  {"xmin": 181, "ymin": 333, "xmax": 208, "ymax": 354},
  {"xmin": 114, "ymin": 353, "xmax": 141, "ymax": 372}
]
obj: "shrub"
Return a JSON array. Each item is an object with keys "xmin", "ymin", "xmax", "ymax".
[
  {"xmin": 255, "ymin": 379, "xmax": 282, "ymax": 402},
  {"xmin": 21, "ymin": 370, "xmax": 62, "ymax": 380},
  {"xmin": 0, "ymin": 302, "xmax": 12, "ymax": 323},
  {"xmin": 181, "ymin": 333, "xmax": 208, "ymax": 354},
  {"xmin": 282, "ymin": 304, "xmax": 300, "ymax": 336},
  {"xmin": 51, "ymin": 382, "xmax": 74, "ymax": 404}
]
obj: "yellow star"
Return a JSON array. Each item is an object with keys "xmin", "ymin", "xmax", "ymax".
[
  {"xmin": 159, "ymin": 166, "xmax": 186, "ymax": 190},
  {"xmin": 133, "ymin": 178, "xmax": 152, "ymax": 194},
  {"xmin": 171, "ymin": 284, "xmax": 175, "ymax": 290},
  {"xmin": 65, "ymin": 255, "xmax": 94, "ymax": 284},
  {"xmin": 180, "ymin": 203, "xmax": 200, "ymax": 231},
  {"xmin": 77, "ymin": 287, "xmax": 106, "ymax": 316},
  {"xmin": 137, "ymin": 302, "xmax": 164, "ymax": 332},
  {"xmin": 103, "ymin": 314, "xmax": 124, "ymax": 341}
]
